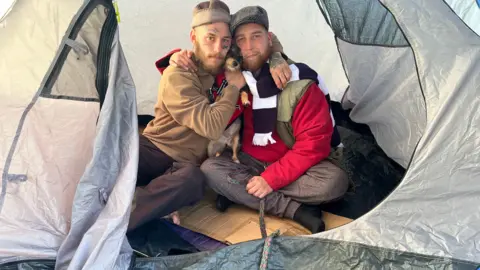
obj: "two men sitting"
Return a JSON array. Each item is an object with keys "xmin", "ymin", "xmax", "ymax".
[{"xmin": 129, "ymin": 0, "xmax": 348, "ymax": 234}]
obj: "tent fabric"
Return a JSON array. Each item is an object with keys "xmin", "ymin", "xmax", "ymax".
[
  {"xmin": 318, "ymin": 0, "xmax": 480, "ymax": 263},
  {"xmin": 0, "ymin": 0, "xmax": 16, "ymax": 23},
  {"xmin": 337, "ymin": 39, "xmax": 426, "ymax": 167},
  {"xmin": 444, "ymin": 0, "xmax": 480, "ymax": 36},
  {"xmin": 54, "ymin": 2, "xmax": 138, "ymax": 269},
  {"xmin": 319, "ymin": 0, "xmax": 426, "ymax": 167},
  {"xmin": 1, "ymin": 0, "xmax": 137, "ymax": 269},
  {"xmin": 132, "ymin": 238, "xmax": 479, "ymax": 269},
  {"xmin": 318, "ymin": 0, "xmax": 408, "ymax": 46},
  {"xmin": 0, "ymin": 0, "xmax": 86, "ymax": 264},
  {"xmin": 55, "ymin": 31, "xmax": 138, "ymax": 270}
]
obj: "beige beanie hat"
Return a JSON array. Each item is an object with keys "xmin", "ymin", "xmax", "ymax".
[{"xmin": 191, "ymin": 0, "xmax": 231, "ymax": 28}]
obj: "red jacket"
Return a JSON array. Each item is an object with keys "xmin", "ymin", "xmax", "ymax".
[
  {"xmin": 242, "ymin": 84, "xmax": 333, "ymax": 190},
  {"xmin": 155, "ymin": 50, "xmax": 333, "ymax": 191}
]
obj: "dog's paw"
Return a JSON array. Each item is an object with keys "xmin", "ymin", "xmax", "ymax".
[
  {"xmin": 240, "ymin": 91, "xmax": 250, "ymax": 106},
  {"xmin": 215, "ymin": 152, "xmax": 221, "ymax": 157}
]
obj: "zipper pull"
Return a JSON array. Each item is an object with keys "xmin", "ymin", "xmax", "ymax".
[{"xmin": 113, "ymin": 1, "xmax": 121, "ymax": 23}]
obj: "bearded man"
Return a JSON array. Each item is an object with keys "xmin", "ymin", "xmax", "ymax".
[
  {"xmin": 200, "ymin": 6, "xmax": 349, "ymax": 233},
  {"xmin": 128, "ymin": 0, "xmax": 246, "ymax": 231}
]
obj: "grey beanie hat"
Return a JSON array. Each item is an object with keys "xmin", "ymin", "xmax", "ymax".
[
  {"xmin": 191, "ymin": 0, "xmax": 231, "ymax": 28},
  {"xmin": 230, "ymin": 6, "xmax": 269, "ymax": 34}
]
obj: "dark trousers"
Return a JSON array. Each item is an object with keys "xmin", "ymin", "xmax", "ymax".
[{"xmin": 128, "ymin": 135, "xmax": 206, "ymax": 231}]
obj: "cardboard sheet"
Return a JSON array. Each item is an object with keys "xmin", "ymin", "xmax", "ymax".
[{"xmin": 178, "ymin": 190, "xmax": 353, "ymax": 245}]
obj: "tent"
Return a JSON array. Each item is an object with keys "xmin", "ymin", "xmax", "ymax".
[{"xmin": 0, "ymin": 0, "xmax": 479, "ymax": 269}]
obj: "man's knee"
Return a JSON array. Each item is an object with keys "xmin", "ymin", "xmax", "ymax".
[
  {"xmin": 321, "ymin": 162, "xmax": 349, "ymax": 201},
  {"xmin": 200, "ymin": 157, "xmax": 229, "ymax": 184},
  {"xmin": 174, "ymin": 163, "xmax": 206, "ymax": 200},
  {"xmin": 298, "ymin": 161, "xmax": 349, "ymax": 203},
  {"xmin": 199, "ymin": 158, "xmax": 217, "ymax": 174}
]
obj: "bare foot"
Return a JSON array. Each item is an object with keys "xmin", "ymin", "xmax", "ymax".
[{"xmin": 165, "ymin": 211, "xmax": 180, "ymax": 225}]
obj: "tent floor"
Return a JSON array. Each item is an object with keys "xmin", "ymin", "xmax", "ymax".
[{"xmin": 127, "ymin": 191, "xmax": 353, "ymax": 258}]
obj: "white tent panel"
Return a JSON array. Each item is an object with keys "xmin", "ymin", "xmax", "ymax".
[
  {"xmin": 0, "ymin": 0, "xmax": 83, "ymax": 105},
  {"xmin": 0, "ymin": 0, "xmax": 106, "ymax": 264},
  {"xmin": 0, "ymin": 99, "xmax": 98, "ymax": 264},
  {"xmin": 318, "ymin": 0, "xmax": 480, "ymax": 263},
  {"xmin": 117, "ymin": 0, "xmax": 349, "ymax": 116},
  {"xmin": 0, "ymin": 0, "xmax": 16, "ymax": 23}
]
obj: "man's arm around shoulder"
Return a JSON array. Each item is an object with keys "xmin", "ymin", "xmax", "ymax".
[
  {"xmin": 261, "ymin": 83, "xmax": 333, "ymax": 190},
  {"xmin": 161, "ymin": 67, "xmax": 240, "ymax": 140}
]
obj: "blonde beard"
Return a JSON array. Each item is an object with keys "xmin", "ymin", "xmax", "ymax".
[
  {"xmin": 194, "ymin": 41, "xmax": 226, "ymax": 75},
  {"xmin": 241, "ymin": 47, "xmax": 272, "ymax": 72}
]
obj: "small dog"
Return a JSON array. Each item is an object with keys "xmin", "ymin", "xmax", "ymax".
[
  {"xmin": 224, "ymin": 45, "xmax": 250, "ymax": 107},
  {"xmin": 207, "ymin": 46, "xmax": 250, "ymax": 163}
]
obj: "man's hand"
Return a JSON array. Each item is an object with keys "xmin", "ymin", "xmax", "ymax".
[
  {"xmin": 269, "ymin": 52, "xmax": 292, "ymax": 89},
  {"xmin": 246, "ymin": 176, "xmax": 273, "ymax": 199},
  {"xmin": 169, "ymin": 49, "xmax": 197, "ymax": 72},
  {"xmin": 225, "ymin": 69, "xmax": 246, "ymax": 90}
]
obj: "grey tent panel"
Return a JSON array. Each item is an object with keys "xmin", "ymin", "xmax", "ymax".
[
  {"xmin": 337, "ymin": 38, "xmax": 426, "ymax": 168},
  {"xmin": 132, "ymin": 237, "xmax": 480, "ymax": 269},
  {"xmin": 3, "ymin": 237, "xmax": 479, "ymax": 269},
  {"xmin": 318, "ymin": 0, "xmax": 408, "ymax": 46},
  {"xmin": 318, "ymin": 0, "xmax": 480, "ymax": 264},
  {"xmin": 55, "ymin": 3, "xmax": 138, "ymax": 270},
  {"xmin": 0, "ymin": 260, "xmax": 56, "ymax": 270}
]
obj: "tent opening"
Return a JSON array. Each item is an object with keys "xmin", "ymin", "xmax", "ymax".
[
  {"xmin": 130, "ymin": 99, "xmax": 406, "ymax": 258},
  {"xmin": 128, "ymin": 0, "xmax": 411, "ymax": 258}
]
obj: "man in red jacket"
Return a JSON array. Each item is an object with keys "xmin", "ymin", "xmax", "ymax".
[{"xmin": 199, "ymin": 6, "xmax": 349, "ymax": 233}]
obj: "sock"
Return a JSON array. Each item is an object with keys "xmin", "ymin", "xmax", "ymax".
[
  {"xmin": 215, "ymin": 195, "xmax": 235, "ymax": 212},
  {"xmin": 293, "ymin": 204, "xmax": 325, "ymax": 233}
]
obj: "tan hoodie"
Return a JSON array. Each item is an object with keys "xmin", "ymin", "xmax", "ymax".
[{"xmin": 143, "ymin": 64, "xmax": 239, "ymax": 165}]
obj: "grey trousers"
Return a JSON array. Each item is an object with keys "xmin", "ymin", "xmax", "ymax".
[{"xmin": 200, "ymin": 151, "xmax": 349, "ymax": 219}]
